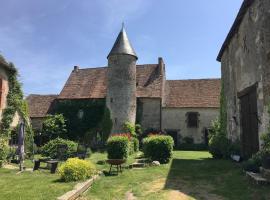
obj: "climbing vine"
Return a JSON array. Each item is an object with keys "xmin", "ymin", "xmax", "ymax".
[
  {"xmin": 54, "ymin": 99, "xmax": 112, "ymax": 142},
  {"xmin": 219, "ymin": 80, "xmax": 227, "ymax": 136},
  {"xmin": 0, "ymin": 62, "xmax": 34, "ymax": 156}
]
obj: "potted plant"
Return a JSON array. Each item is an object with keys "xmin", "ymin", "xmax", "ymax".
[{"xmin": 262, "ymin": 149, "xmax": 270, "ymax": 169}]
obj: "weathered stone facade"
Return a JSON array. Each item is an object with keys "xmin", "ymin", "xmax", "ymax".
[
  {"xmin": 162, "ymin": 108, "xmax": 218, "ymax": 145},
  {"xmin": 218, "ymin": 0, "xmax": 270, "ymax": 156},
  {"xmin": 107, "ymin": 54, "xmax": 137, "ymax": 133},
  {"xmin": 28, "ymin": 27, "xmax": 220, "ymax": 145},
  {"xmin": 0, "ymin": 64, "xmax": 9, "ymax": 120},
  {"xmin": 137, "ymin": 98, "xmax": 161, "ymax": 130}
]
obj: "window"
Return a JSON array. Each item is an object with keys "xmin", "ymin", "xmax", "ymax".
[
  {"xmin": 77, "ymin": 109, "xmax": 84, "ymax": 119},
  {"xmin": 186, "ymin": 112, "xmax": 199, "ymax": 128}
]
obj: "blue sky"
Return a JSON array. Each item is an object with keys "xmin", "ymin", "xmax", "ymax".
[{"xmin": 0, "ymin": 0, "xmax": 243, "ymax": 96}]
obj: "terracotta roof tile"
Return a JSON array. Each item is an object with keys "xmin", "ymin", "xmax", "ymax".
[
  {"xmin": 26, "ymin": 94, "xmax": 58, "ymax": 117},
  {"xmin": 58, "ymin": 64, "xmax": 162, "ymax": 99},
  {"xmin": 164, "ymin": 79, "xmax": 221, "ymax": 108}
]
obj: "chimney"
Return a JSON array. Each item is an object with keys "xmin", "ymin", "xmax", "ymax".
[
  {"xmin": 158, "ymin": 57, "xmax": 165, "ymax": 75},
  {"xmin": 73, "ymin": 66, "xmax": 79, "ymax": 72}
]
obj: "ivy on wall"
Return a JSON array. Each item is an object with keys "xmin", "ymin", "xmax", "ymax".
[
  {"xmin": 54, "ymin": 99, "xmax": 112, "ymax": 142},
  {"xmin": 219, "ymin": 80, "xmax": 227, "ymax": 136},
  {"xmin": 0, "ymin": 62, "xmax": 34, "ymax": 156}
]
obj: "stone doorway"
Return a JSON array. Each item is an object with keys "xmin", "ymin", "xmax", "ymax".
[{"xmin": 238, "ymin": 84, "xmax": 259, "ymax": 159}]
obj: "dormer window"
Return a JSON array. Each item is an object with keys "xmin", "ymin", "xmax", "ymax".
[{"xmin": 186, "ymin": 112, "xmax": 199, "ymax": 128}]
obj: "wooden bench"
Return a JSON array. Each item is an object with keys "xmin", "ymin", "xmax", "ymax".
[{"xmin": 33, "ymin": 159, "xmax": 59, "ymax": 174}]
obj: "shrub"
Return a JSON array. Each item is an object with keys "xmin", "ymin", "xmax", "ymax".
[
  {"xmin": 107, "ymin": 136, "xmax": 129, "ymax": 159},
  {"xmin": 143, "ymin": 135, "xmax": 174, "ymax": 164},
  {"xmin": 58, "ymin": 158, "xmax": 96, "ymax": 182},
  {"xmin": 123, "ymin": 122, "xmax": 136, "ymax": 137},
  {"xmin": 41, "ymin": 114, "xmax": 67, "ymax": 140},
  {"xmin": 131, "ymin": 137, "xmax": 139, "ymax": 152},
  {"xmin": 41, "ymin": 138, "xmax": 77, "ymax": 160},
  {"xmin": 0, "ymin": 138, "xmax": 8, "ymax": 167},
  {"xmin": 242, "ymin": 152, "xmax": 263, "ymax": 173},
  {"xmin": 6, "ymin": 146, "xmax": 17, "ymax": 161},
  {"xmin": 209, "ymin": 118, "xmax": 231, "ymax": 159}
]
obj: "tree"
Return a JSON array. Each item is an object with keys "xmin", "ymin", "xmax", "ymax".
[{"xmin": 42, "ymin": 114, "xmax": 67, "ymax": 140}]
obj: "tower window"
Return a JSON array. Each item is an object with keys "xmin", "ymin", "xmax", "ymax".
[
  {"xmin": 110, "ymin": 98, "xmax": 113, "ymax": 103},
  {"xmin": 186, "ymin": 112, "xmax": 199, "ymax": 128},
  {"xmin": 114, "ymin": 118, "xmax": 118, "ymax": 124}
]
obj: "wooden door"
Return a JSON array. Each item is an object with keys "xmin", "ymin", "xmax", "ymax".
[{"xmin": 239, "ymin": 86, "xmax": 259, "ymax": 158}]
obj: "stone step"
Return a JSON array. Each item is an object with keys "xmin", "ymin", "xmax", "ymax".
[
  {"xmin": 129, "ymin": 162, "xmax": 145, "ymax": 168},
  {"xmin": 136, "ymin": 159, "xmax": 149, "ymax": 164},
  {"xmin": 260, "ymin": 167, "xmax": 270, "ymax": 180},
  {"xmin": 246, "ymin": 171, "xmax": 270, "ymax": 185}
]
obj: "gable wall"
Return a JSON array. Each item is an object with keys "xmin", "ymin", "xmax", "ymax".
[
  {"xmin": 162, "ymin": 107, "xmax": 218, "ymax": 145},
  {"xmin": 220, "ymin": 0, "xmax": 270, "ymax": 146}
]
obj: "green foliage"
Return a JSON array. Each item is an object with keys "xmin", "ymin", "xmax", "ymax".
[
  {"xmin": 123, "ymin": 122, "xmax": 136, "ymax": 137},
  {"xmin": 209, "ymin": 118, "xmax": 231, "ymax": 159},
  {"xmin": 41, "ymin": 138, "xmax": 78, "ymax": 160},
  {"xmin": 41, "ymin": 114, "xmax": 67, "ymax": 140},
  {"xmin": 135, "ymin": 124, "xmax": 142, "ymax": 136},
  {"xmin": 58, "ymin": 158, "xmax": 96, "ymax": 182},
  {"xmin": 131, "ymin": 137, "xmax": 139, "ymax": 152},
  {"xmin": 0, "ymin": 138, "xmax": 8, "ymax": 167},
  {"xmin": 143, "ymin": 135, "xmax": 174, "ymax": 163},
  {"xmin": 107, "ymin": 136, "xmax": 129, "ymax": 159},
  {"xmin": 219, "ymin": 80, "xmax": 227, "ymax": 136},
  {"xmin": 242, "ymin": 152, "xmax": 263, "ymax": 173},
  {"xmin": 99, "ymin": 106, "xmax": 113, "ymax": 142},
  {"xmin": 0, "ymin": 62, "xmax": 34, "ymax": 157},
  {"xmin": 54, "ymin": 99, "xmax": 110, "ymax": 142}
]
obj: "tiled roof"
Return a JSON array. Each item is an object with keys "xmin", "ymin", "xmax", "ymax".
[
  {"xmin": 164, "ymin": 79, "xmax": 221, "ymax": 108},
  {"xmin": 26, "ymin": 94, "xmax": 58, "ymax": 118},
  {"xmin": 217, "ymin": 0, "xmax": 255, "ymax": 61},
  {"xmin": 58, "ymin": 64, "xmax": 162, "ymax": 99}
]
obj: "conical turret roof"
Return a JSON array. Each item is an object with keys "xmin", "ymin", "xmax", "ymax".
[{"xmin": 107, "ymin": 26, "xmax": 137, "ymax": 59}]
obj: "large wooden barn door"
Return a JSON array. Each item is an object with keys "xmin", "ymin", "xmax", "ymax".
[{"xmin": 239, "ymin": 85, "xmax": 259, "ymax": 159}]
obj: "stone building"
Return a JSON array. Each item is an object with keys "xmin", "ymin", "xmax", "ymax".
[
  {"xmin": 28, "ymin": 27, "xmax": 220, "ymax": 146},
  {"xmin": 0, "ymin": 55, "xmax": 20, "ymax": 128},
  {"xmin": 217, "ymin": 0, "xmax": 270, "ymax": 157}
]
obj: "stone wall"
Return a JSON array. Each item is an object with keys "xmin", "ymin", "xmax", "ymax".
[
  {"xmin": 106, "ymin": 54, "xmax": 137, "ymax": 133},
  {"xmin": 0, "ymin": 66, "xmax": 9, "ymax": 121},
  {"xmin": 138, "ymin": 98, "xmax": 161, "ymax": 130},
  {"xmin": 162, "ymin": 107, "xmax": 218, "ymax": 144},
  {"xmin": 220, "ymin": 0, "xmax": 270, "ymax": 146}
]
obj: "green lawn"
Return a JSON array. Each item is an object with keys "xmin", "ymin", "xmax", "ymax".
[
  {"xmin": 0, "ymin": 168, "xmax": 75, "ymax": 200},
  {"xmin": 82, "ymin": 151, "xmax": 270, "ymax": 200}
]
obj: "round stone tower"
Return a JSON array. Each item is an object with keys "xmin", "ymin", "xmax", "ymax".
[{"xmin": 106, "ymin": 26, "xmax": 138, "ymax": 134}]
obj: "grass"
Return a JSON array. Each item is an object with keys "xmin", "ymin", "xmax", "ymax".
[
  {"xmin": 0, "ymin": 168, "xmax": 75, "ymax": 200},
  {"xmin": 82, "ymin": 151, "xmax": 270, "ymax": 200}
]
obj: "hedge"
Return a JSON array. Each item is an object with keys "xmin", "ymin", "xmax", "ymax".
[
  {"xmin": 143, "ymin": 135, "xmax": 174, "ymax": 163},
  {"xmin": 58, "ymin": 158, "xmax": 96, "ymax": 182},
  {"xmin": 41, "ymin": 138, "xmax": 78, "ymax": 160},
  {"xmin": 107, "ymin": 136, "xmax": 129, "ymax": 159}
]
